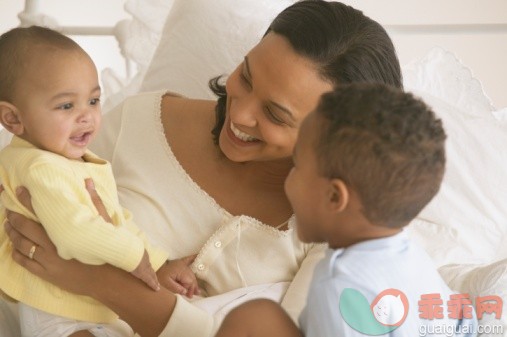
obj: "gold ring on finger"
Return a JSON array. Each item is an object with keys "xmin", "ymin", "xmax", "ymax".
[{"xmin": 29, "ymin": 245, "xmax": 37, "ymax": 260}]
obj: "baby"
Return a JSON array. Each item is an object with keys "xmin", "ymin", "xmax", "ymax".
[
  {"xmin": 215, "ymin": 83, "xmax": 478, "ymax": 336},
  {"xmin": 0, "ymin": 26, "xmax": 198, "ymax": 337}
]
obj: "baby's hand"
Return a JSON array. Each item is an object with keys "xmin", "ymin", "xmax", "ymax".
[
  {"xmin": 131, "ymin": 250, "xmax": 160, "ymax": 291},
  {"xmin": 157, "ymin": 255, "xmax": 200, "ymax": 298}
]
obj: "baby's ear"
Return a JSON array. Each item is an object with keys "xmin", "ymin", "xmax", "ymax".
[
  {"xmin": 0, "ymin": 101, "xmax": 24, "ymax": 135},
  {"xmin": 327, "ymin": 179, "xmax": 349, "ymax": 213}
]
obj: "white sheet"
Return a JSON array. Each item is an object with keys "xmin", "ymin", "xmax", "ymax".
[{"xmin": 191, "ymin": 282, "xmax": 289, "ymax": 322}]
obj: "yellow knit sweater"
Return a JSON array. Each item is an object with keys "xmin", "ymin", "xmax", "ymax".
[{"xmin": 0, "ymin": 137, "xmax": 168, "ymax": 323}]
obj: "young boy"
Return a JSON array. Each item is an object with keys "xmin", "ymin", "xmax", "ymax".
[
  {"xmin": 0, "ymin": 26, "xmax": 198, "ymax": 337},
  {"xmin": 215, "ymin": 84, "xmax": 478, "ymax": 336}
]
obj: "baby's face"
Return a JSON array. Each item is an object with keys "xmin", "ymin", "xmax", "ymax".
[{"xmin": 13, "ymin": 48, "xmax": 101, "ymax": 160}]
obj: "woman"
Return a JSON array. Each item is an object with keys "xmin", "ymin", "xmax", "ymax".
[{"xmin": 3, "ymin": 1, "xmax": 402, "ymax": 336}]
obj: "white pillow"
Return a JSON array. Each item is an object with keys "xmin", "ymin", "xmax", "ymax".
[
  {"xmin": 402, "ymin": 47, "xmax": 496, "ymax": 114},
  {"xmin": 406, "ymin": 90, "xmax": 507, "ymax": 334},
  {"xmin": 101, "ymin": 0, "xmax": 175, "ymax": 112},
  {"xmin": 124, "ymin": 0, "xmax": 175, "ymax": 36},
  {"xmin": 139, "ymin": 0, "xmax": 297, "ymax": 99},
  {"xmin": 493, "ymin": 108, "xmax": 507, "ymax": 124},
  {"xmin": 406, "ymin": 91, "xmax": 507, "ymax": 267},
  {"xmin": 438, "ymin": 259, "xmax": 507, "ymax": 334}
]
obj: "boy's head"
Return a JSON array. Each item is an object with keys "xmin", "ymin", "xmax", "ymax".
[
  {"xmin": 0, "ymin": 26, "xmax": 101, "ymax": 160},
  {"xmin": 285, "ymin": 83, "xmax": 446, "ymax": 248}
]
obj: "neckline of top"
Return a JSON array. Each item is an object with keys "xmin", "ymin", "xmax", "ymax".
[{"xmin": 153, "ymin": 92, "xmax": 292, "ymax": 231}]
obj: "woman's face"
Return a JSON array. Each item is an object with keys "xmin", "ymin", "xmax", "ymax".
[{"xmin": 220, "ymin": 32, "xmax": 333, "ymax": 163}]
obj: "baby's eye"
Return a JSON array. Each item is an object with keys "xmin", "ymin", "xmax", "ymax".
[
  {"xmin": 89, "ymin": 98, "xmax": 100, "ymax": 106},
  {"xmin": 58, "ymin": 103, "xmax": 73, "ymax": 110}
]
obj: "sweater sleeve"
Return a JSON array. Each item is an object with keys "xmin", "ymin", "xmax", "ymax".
[
  {"xmin": 122, "ymin": 207, "xmax": 169, "ymax": 270},
  {"xmin": 280, "ymin": 243, "xmax": 326, "ymax": 324},
  {"xmin": 24, "ymin": 162, "xmax": 145, "ymax": 272},
  {"xmin": 158, "ymin": 295, "xmax": 217, "ymax": 337}
]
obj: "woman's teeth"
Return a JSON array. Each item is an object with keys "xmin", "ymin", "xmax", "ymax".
[{"xmin": 230, "ymin": 123, "xmax": 258, "ymax": 142}]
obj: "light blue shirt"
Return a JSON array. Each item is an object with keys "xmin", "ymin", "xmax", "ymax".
[{"xmin": 299, "ymin": 230, "xmax": 478, "ymax": 337}]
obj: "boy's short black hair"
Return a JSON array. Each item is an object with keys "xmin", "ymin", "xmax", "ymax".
[{"xmin": 314, "ymin": 83, "xmax": 446, "ymax": 228}]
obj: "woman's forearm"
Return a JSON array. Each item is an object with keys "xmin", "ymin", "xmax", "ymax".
[
  {"xmin": 4, "ymin": 186, "xmax": 177, "ymax": 336},
  {"xmin": 89, "ymin": 264, "xmax": 176, "ymax": 337}
]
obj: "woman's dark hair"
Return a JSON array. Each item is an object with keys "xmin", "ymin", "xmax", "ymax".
[{"xmin": 209, "ymin": 0, "xmax": 402, "ymax": 143}]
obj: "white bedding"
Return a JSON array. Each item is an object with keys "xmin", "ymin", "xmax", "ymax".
[
  {"xmin": 191, "ymin": 282, "xmax": 290, "ymax": 322},
  {"xmin": 1, "ymin": 0, "xmax": 507, "ymax": 336}
]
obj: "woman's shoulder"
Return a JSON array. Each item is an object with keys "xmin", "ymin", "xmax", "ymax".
[
  {"xmin": 161, "ymin": 93, "xmax": 216, "ymax": 126},
  {"xmin": 104, "ymin": 90, "xmax": 216, "ymax": 131},
  {"xmin": 160, "ymin": 94, "xmax": 217, "ymax": 149}
]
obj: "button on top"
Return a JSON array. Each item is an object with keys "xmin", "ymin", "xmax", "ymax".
[
  {"xmin": 197, "ymin": 264, "xmax": 205, "ymax": 271},
  {"xmin": 214, "ymin": 241, "xmax": 222, "ymax": 248}
]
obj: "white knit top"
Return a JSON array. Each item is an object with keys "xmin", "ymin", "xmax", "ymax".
[{"xmin": 91, "ymin": 91, "xmax": 325, "ymax": 336}]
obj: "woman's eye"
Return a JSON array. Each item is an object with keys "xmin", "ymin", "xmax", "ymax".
[
  {"xmin": 240, "ymin": 73, "xmax": 252, "ymax": 88},
  {"xmin": 266, "ymin": 107, "xmax": 285, "ymax": 125}
]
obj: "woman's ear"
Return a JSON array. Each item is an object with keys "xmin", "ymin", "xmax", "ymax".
[
  {"xmin": 0, "ymin": 101, "xmax": 24, "ymax": 135},
  {"xmin": 327, "ymin": 179, "xmax": 349, "ymax": 213}
]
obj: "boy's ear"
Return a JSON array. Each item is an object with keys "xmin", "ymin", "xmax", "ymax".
[
  {"xmin": 0, "ymin": 101, "xmax": 24, "ymax": 135},
  {"xmin": 327, "ymin": 179, "xmax": 349, "ymax": 213}
]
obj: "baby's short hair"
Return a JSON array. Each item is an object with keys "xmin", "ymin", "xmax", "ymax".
[
  {"xmin": 314, "ymin": 83, "xmax": 446, "ymax": 228},
  {"xmin": 0, "ymin": 26, "xmax": 82, "ymax": 101}
]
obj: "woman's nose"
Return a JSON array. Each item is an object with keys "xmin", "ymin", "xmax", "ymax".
[{"xmin": 230, "ymin": 94, "xmax": 258, "ymax": 127}]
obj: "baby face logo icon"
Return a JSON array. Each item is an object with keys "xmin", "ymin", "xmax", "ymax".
[
  {"xmin": 340, "ymin": 288, "xmax": 409, "ymax": 335},
  {"xmin": 371, "ymin": 289, "xmax": 409, "ymax": 326}
]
